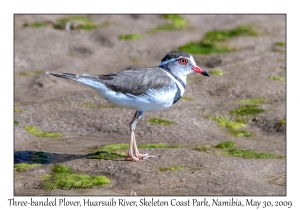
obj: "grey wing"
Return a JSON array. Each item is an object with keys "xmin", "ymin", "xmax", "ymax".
[{"xmin": 97, "ymin": 67, "xmax": 173, "ymax": 96}]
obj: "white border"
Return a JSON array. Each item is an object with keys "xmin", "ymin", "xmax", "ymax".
[{"xmin": 2, "ymin": 0, "xmax": 298, "ymax": 209}]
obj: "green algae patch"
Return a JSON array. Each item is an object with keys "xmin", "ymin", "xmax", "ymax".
[
  {"xmin": 118, "ymin": 34, "xmax": 143, "ymax": 40},
  {"xmin": 19, "ymin": 70, "xmax": 42, "ymax": 76},
  {"xmin": 230, "ymin": 104, "xmax": 265, "ymax": 116},
  {"xmin": 149, "ymin": 14, "xmax": 189, "ymax": 32},
  {"xmin": 194, "ymin": 144, "xmax": 224, "ymax": 154},
  {"xmin": 139, "ymin": 143, "xmax": 180, "ymax": 149},
  {"xmin": 98, "ymin": 21, "xmax": 116, "ymax": 28},
  {"xmin": 229, "ymin": 129, "xmax": 252, "ymax": 137},
  {"xmin": 203, "ymin": 25, "xmax": 258, "ymax": 42},
  {"xmin": 97, "ymin": 143, "xmax": 129, "ymax": 152},
  {"xmin": 14, "ymin": 108, "xmax": 23, "ymax": 113},
  {"xmin": 153, "ymin": 24, "xmax": 179, "ymax": 31},
  {"xmin": 14, "ymin": 163, "xmax": 41, "ymax": 172},
  {"xmin": 195, "ymin": 141, "xmax": 235, "ymax": 153},
  {"xmin": 24, "ymin": 126, "xmax": 62, "ymax": 138},
  {"xmin": 234, "ymin": 117, "xmax": 248, "ymax": 124},
  {"xmin": 41, "ymin": 164, "xmax": 110, "ymax": 190},
  {"xmin": 234, "ymin": 97, "xmax": 266, "ymax": 104},
  {"xmin": 179, "ymin": 41, "xmax": 232, "ymax": 55},
  {"xmin": 194, "ymin": 145, "xmax": 214, "ymax": 153},
  {"xmin": 179, "ymin": 25, "xmax": 258, "ymax": 55},
  {"xmin": 88, "ymin": 151, "xmax": 126, "ymax": 160},
  {"xmin": 87, "ymin": 143, "xmax": 128, "ymax": 160},
  {"xmin": 181, "ymin": 96, "xmax": 195, "ymax": 101},
  {"xmin": 14, "ymin": 108, "xmax": 26, "ymax": 113},
  {"xmin": 162, "ymin": 15, "xmax": 187, "ymax": 27},
  {"xmin": 209, "ymin": 69, "xmax": 225, "ymax": 75},
  {"xmin": 269, "ymin": 76, "xmax": 285, "ymax": 81},
  {"xmin": 27, "ymin": 22, "xmax": 47, "ymax": 28},
  {"xmin": 215, "ymin": 141, "xmax": 236, "ymax": 149},
  {"xmin": 159, "ymin": 165, "xmax": 186, "ymax": 172},
  {"xmin": 14, "ymin": 102, "xmax": 25, "ymax": 112},
  {"xmin": 208, "ymin": 116, "xmax": 246, "ymax": 130},
  {"xmin": 207, "ymin": 115, "xmax": 252, "ymax": 137},
  {"xmin": 275, "ymin": 42, "xmax": 286, "ymax": 46},
  {"xmin": 274, "ymin": 119, "xmax": 286, "ymax": 130},
  {"xmin": 148, "ymin": 118, "xmax": 175, "ymax": 125},
  {"xmin": 52, "ymin": 164, "xmax": 72, "ymax": 173},
  {"xmin": 54, "ymin": 16, "xmax": 97, "ymax": 30},
  {"xmin": 274, "ymin": 119, "xmax": 286, "ymax": 127},
  {"xmin": 226, "ymin": 148, "xmax": 284, "ymax": 159},
  {"xmin": 14, "ymin": 120, "xmax": 20, "ymax": 125},
  {"xmin": 194, "ymin": 141, "xmax": 283, "ymax": 159}
]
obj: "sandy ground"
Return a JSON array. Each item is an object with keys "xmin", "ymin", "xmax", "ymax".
[{"xmin": 14, "ymin": 14, "xmax": 286, "ymax": 196}]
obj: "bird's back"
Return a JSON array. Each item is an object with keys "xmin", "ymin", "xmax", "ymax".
[{"xmin": 97, "ymin": 67, "xmax": 173, "ymax": 96}]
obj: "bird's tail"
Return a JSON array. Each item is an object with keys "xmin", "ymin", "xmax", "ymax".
[{"xmin": 46, "ymin": 72, "xmax": 78, "ymax": 81}]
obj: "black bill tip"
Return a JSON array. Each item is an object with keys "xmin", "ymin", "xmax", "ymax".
[{"xmin": 202, "ymin": 71, "xmax": 210, "ymax": 77}]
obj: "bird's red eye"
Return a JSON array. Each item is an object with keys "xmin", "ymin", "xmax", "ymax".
[{"xmin": 178, "ymin": 58, "xmax": 188, "ymax": 65}]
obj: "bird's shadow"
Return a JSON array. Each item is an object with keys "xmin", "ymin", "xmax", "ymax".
[{"xmin": 14, "ymin": 150, "xmax": 126, "ymax": 165}]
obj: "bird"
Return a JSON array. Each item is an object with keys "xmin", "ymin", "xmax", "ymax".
[{"xmin": 46, "ymin": 51, "xmax": 209, "ymax": 161}]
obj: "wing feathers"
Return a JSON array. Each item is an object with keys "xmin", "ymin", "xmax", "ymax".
[
  {"xmin": 47, "ymin": 67, "xmax": 173, "ymax": 96},
  {"xmin": 97, "ymin": 67, "xmax": 173, "ymax": 96}
]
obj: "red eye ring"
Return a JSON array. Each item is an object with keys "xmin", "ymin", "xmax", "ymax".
[{"xmin": 178, "ymin": 58, "xmax": 188, "ymax": 65}]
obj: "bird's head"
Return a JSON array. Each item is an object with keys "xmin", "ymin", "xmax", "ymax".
[{"xmin": 159, "ymin": 51, "xmax": 209, "ymax": 77}]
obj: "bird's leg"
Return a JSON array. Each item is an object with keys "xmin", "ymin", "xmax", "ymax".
[
  {"xmin": 130, "ymin": 111, "xmax": 157, "ymax": 159},
  {"xmin": 125, "ymin": 111, "xmax": 157, "ymax": 161},
  {"xmin": 131, "ymin": 111, "xmax": 150, "ymax": 159},
  {"xmin": 125, "ymin": 111, "xmax": 141, "ymax": 161}
]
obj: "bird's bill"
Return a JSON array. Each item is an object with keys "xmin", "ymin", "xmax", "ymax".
[{"xmin": 192, "ymin": 66, "xmax": 209, "ymax": 77}]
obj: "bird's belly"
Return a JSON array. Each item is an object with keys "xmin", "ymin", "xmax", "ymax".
[{"xmin": 94, "ymin": 85, "xmax": 178, "ymax": 112}]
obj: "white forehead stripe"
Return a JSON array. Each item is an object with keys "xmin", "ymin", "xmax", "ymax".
[{"xmin": 189, "ymin": 55, "xmax": 196, "ymax": 66}]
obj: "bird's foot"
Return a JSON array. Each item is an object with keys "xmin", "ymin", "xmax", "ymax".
[
  {"xmin": 125, "ymin": 153, "xmax": 159, "ymax": 161},
  {"xmin": 135, "ymin": 152, "xmax": 149, "ymax": 159},
  {"xmin": 135, "ymin": 152, "xmax": 160, "ymax": 160},
  {"xmin": 125, "ymin": 154, "xmax": 140, "ymax": 161}
]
